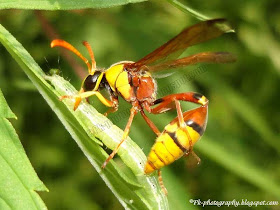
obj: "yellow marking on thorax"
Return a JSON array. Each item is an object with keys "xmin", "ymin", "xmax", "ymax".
[
  {"xmin": 105, "ymin": 64, "xmax": 124, "ymax": 91},
  {"xmin": 115, "ymin": 71, "xmax": 133, "ymax": 100},
  {"xmin": 115, "ymin": 71, "xmax": 129, "ymax": 88}
]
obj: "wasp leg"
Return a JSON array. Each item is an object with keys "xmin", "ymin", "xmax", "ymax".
[
  {"xmin": 149, "ymin": 92, "xmax": 208, "ymax": 157},
  {"xmin": 103, "ymin": 83, "xmax": 119, "ymax": 116},
  {"xmin": 60, "ymin": 90, "xmax": 117, "ymax": 111},
  {"xmin": 140, "ymin": 110, "xmax": 161, "ymax": 136},
  {"xmin": 149, "ymin": 92, "xmax": 207, "ymax": 166},
  {"xmin": 104, "ymin": 106, "xmax": 118, "ymax": 116},
  {"xmin": 148, "ymin": 92, "xmax": 207, "ymax": 155},
  {"xmin": 102, "ymin": 107, "xmax": 137, "ymax": 169},
  {"xmin": 174, "ymin": 99, "xmax": 194, "ymax": 154},
  {"xmin": 60, "ymin": 87, "xmax": 85, "ymax": 111},
  {"xmin": 158, "ymin": 170, "xmax": 168, "ymax": 195},
  {"xmin": 104, "ymin": 96, "xmax": 119, "ymax": 117},
  {"xmin": 150, "ymin": 92, "xmax": 208, "ymax": 114}
]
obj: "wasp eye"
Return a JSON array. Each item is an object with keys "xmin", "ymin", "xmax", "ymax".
[{"xmin": 83, "ymin": 72, "xmax": 101, "ymax": 91}]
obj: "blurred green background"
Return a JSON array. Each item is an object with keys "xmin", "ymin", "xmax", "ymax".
[{"xmin": 0, "ymin": 0, "xmax": 280, "ymax": 209}]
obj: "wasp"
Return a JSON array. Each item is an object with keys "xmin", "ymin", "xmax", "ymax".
[{"xmin": 51, "ymin": 19, "xmax": 236, "ymax": 194}]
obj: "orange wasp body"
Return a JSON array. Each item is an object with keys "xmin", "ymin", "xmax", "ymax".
[{"xmin": 51, "ymin": 19, "xmax": 236, "ymax": 194}]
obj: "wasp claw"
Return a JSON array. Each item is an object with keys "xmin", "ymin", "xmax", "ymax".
[
  {"xmin": 101, "ymin": 161, "xmax": 107, "ymax": 169},
  {"xmin": 59, "ymin": 95, "xmax": 72, "ymax": 101}
]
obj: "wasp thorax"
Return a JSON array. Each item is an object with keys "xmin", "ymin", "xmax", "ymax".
[{"xmin": 83, "ymin": 72, "xmax": 102, "ymax": 91}]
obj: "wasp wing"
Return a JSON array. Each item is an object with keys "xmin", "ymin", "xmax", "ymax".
[
  {"xmin": 147, "ymin": 52, "xmax": 236, "ymax": 72},
  {"xmin": 127, "ymin": 19, "xmax": 234, "ymax": 70}
]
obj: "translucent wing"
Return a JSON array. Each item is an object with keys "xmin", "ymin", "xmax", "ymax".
[
  {"xmin": 147, "ymin": 52, "xmax": 237, "ymax": 72},
  {"xmin": 126, "ymin": 19, "xmax": 234, "ymax": 71}
]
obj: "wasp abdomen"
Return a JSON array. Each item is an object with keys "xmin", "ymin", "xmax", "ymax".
[{"xmin": 145, "ymin": 105, "xmax": 208, "ymax": 174}]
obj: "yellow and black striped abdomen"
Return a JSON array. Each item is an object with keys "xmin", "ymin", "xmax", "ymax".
[{"xmin": 145, "ymin": 105, "xmax": 208, "ymax": 174}]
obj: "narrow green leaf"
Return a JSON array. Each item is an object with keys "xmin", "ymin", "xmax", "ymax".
[
  {"xmin": 0, "ymin": 90, "xmax": 16, "ymax": 119},
  {"xmin": 0, "ymin": 0, "xmax": 146, "ymax": 10},
  {"xmin": 0, "ymin": 23, "xmax": 168, "ymax": 209},
  {"xmin": 166, "ymin": 0, "xmax": 210, "ymax": 21},
  {"xmin": 0, "ymin": 89, "xmax": 48, "ymax": 210}
]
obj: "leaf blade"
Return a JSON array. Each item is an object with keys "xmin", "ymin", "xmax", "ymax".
[
  {"xmin": 0, "ymin": 89, "xmax": 48, "ymax": 210},
  {"xmin": 0, "ymin": 0, "xmax": 147, "ymax": 10},
  {"xmin": 0, "ymin": 23, "xmax": 168, "ymax": 210}
]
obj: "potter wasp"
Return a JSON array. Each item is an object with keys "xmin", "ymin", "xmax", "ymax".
[{"xmin": 51, "ymin": 19, "xmax": 236, "ymax": 194}]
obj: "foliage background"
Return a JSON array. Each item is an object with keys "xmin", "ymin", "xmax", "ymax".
[{"xmin": 0, "ymin": 0, "xmax": 280, "ymax": 209}]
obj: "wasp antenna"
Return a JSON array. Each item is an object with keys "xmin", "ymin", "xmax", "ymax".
[
  {"xmin": 82, "ymin": 41, "xmax": 96, "ymax": 74},
  {"xmin": 51, "ymin": 39, "xmax": 91, "ymax": 73}
]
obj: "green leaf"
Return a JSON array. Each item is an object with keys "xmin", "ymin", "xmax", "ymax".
[
  {"xmin": 0, "ymin": 89, "xmax": 48, "ymax": 210},
  {"xmin": 166, "ymin": 0, "xmax": 211, "ymax": 21},
  {"xmin": 0, "ymin": 0, "xmax": 146, "ymax": 10},
  {"xmin": 0, "ymin": 90, "xmax": 16, "ymax": 119},
  {"xmin": 0, "ymin": 24, "xmax": 168, "ymax": 209}
]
